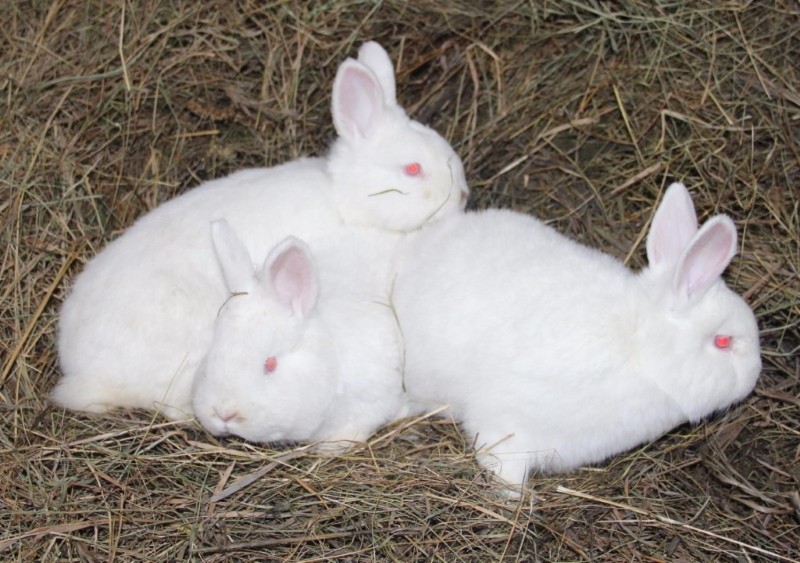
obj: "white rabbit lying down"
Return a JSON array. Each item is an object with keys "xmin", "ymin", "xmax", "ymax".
[
  {"xmin": 191, "ymin": 220, "xmax": 406, "ymax": 451},
  {"xmin": 393, "ymin": 182, "xmax": 762, "ymax": 487},
  {"xmin": 53, "ymin": 41, "xmax": 468, "ymax": 420}
]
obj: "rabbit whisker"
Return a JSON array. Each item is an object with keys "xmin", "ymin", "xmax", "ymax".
[{"xmin": 368, "ymin": 188, "xmax": 409, "ymax": 197}]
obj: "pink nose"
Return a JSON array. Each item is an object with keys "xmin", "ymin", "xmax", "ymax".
[{"xmin": 214, "ymin": 407, "xmax": 238, "ymax": 423}]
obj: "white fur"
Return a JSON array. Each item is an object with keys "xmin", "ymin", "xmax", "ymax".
[
  {"xmin": 328, "ymin": 44, "xmax": 468, "ymax": 231},
  {"xmin": 392, "ymin": 182, "xmax": 762, "ymax": 488},
  {"xmin": 192, "ymin": 221, "xmax": 406, "ymax": 450},
  {"xmin": 52, "ymin": 41, "xmax": 467, "ymax": 419}
]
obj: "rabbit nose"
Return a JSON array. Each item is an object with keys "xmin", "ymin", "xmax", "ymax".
[{"xmin": 214, "ymin": 406, "xmax": 238, "ymax": 423}]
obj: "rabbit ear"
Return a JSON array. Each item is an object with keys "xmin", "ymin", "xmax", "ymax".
[
  {"xmin": 673, "ymin": 215, "xmax": 738, "ymax": 300},
  {"xmin": 646, "ymin": 182, "xmax": 698, "ymax": 269},
  {"xmin": 210, "ymin": 219, "xmax": 255, "ymax": 292},
  {"xmin": 260, "ymin": 237, "xmax": 318, "ymax": 318},
  {"xmin": 332, "ymin": 58, "xmax": 386, "ymax": 140},
  {"xmin": 357, "ymin": 41, "xmax": 397, "ymax": 106}
]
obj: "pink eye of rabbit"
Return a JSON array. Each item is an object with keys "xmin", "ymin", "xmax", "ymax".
[
  {"xmin": 264, "ymin": 356, "xmax": 278, "ymax": 374},
  {"xmin": 404, "ymin": 162, "xmax": 422, "ymax": 177},
  {"xmin": 714, "ymin": 335, "xmax": 732, "ymax": 349}
]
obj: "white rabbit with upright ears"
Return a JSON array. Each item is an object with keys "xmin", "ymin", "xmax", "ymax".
[
  {"xmin": 53, "ymin": 41, "xmax": 467, "ymax": 420},
  {"xmin": 392, "ymin": 182, "xmax": 762, "ymax": 489},
  {"xmin": 192, "ymin": 220, "xmax": 406, "ymax": 450},
  {"xmin": 329, "ymin": 41, "xmax": 469, "ymax": 231}
]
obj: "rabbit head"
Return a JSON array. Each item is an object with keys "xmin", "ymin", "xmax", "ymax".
[
  {"xmin": 327, "ymin": 41, "xmax": 469, "ymax": 232},
  {"xmin": 192, "ymin": 220, "xmax": 338, "ymax": 444},
  {"xmin": 636, "ymin": 182, "xmax": 762, "ymax": 422}
]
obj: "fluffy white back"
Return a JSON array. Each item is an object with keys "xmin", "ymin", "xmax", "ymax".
[{"xmin": 311, "ymin": 226, "xmax": 407, "ymax": 443}]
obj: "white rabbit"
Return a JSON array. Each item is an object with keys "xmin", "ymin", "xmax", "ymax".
[
  {"xmin": 52, "ymin": 41, "xmax": 467, "ymax": 419},
  {"xmin": 392, "ymin": 182, "xmax": 762, "ymax": 488},
  {"xmin": 191, "ymin": 220, "xmax": 406, "ymax": 450},
  {"xmin": 328, "ymin": 42, "xmax": 468, "ymax": 230}
]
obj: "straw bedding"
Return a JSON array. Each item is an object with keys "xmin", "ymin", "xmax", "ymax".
[{"xmin": 1, "ymin": 1, "xmax": 798, "ymax": 560}]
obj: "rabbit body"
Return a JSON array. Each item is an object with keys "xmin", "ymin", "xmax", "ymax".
[
  {"xmin": 393, "ymin": 183, "xmax": 762, "ymax": 487},
  {"xmin": 54, "ymin": 162, "xmax": 342, "ymax": 419}
]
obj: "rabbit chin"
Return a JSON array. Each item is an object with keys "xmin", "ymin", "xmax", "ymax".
[{"xmin": 197, "ymin": 410, "xmax": 320, "ymax": 444}]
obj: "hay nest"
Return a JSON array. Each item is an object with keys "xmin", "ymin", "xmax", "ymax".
[{"xmin": 1, "ymin": 1, "xmax": 798, "ymax": 560}]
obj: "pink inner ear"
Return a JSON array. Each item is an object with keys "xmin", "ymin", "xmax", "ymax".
[
  {"xmin": 675, "ymin": 217, "xmax": 737, "ymax": 299},
  {"xmin": 269, "ymin": 245, "xmax": 316, "ymax": 317},
  {"xmin": 336, "ymin": 65, "xmax": 383, "ymax": 138}
]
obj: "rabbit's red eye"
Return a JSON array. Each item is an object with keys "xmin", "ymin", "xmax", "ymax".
[
  {"xmin": 264, "ymin": 356, "xmax": 278, "ymax": 373},
  {"xmin": 404, "ymin": 162, "xmax": 422, "ymax": 176},
  {"xmin": 714, "ymin": 335, "xmax": 732, "ymax": 349}
]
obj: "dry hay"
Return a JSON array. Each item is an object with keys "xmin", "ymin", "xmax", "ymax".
[{"xmin": 1, "ymin": 1, "xmax": 798, "ymax": 561}]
